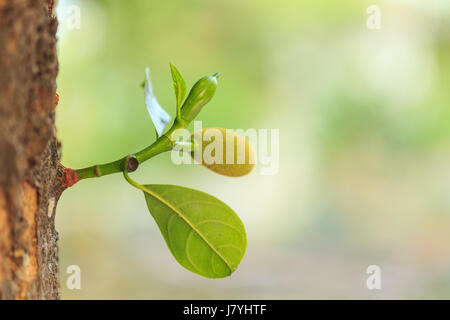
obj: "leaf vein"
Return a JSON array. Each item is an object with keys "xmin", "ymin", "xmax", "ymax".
[{"xmin": 143, "ymin": 186, "xmax": 234, "ymax": 274}]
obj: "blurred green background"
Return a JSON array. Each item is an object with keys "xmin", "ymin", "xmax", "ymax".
[{"xmin": 56, "ymin": 0, "xmax": 450, "ymax": 299}]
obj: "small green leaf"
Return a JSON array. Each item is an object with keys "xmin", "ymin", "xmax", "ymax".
[
  {"xmin": 170, "ymin": 63, "xmax": 187, "ymax": 117},
  {"xmin": 142, "ymin": 184, "xmax": 247, "ymax": 278}
]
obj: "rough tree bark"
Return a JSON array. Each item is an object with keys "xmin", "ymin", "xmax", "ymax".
[{"xmin": 0, "ymin": 0, "xmax": 61, "ymax": 299}]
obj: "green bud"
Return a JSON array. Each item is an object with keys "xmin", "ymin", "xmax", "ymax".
[
  {"xmin": 190, "ymin": 128, "xmax": 255, "ymax": 177},
  {"xmin": 180, "ymin": 73, "xmax": 219, "ymax": 122}
]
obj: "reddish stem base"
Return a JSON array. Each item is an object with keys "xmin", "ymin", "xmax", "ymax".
[{"xmin": 54, "ymin": 166, "xmax": 80, "ymax": 196}]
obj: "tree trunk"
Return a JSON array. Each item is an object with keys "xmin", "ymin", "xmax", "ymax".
[{"xmin": 0, "ymin": 0, "xmax": 60, "ymax": 299}]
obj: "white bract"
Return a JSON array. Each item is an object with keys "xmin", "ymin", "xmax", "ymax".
[{"xmin": 144, "ymin": 67, "xmax": 171, "ymax": 137}]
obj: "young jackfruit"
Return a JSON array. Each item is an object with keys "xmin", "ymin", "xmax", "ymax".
[{"xmin": 190, "ymin": 127, "xmax": 255, "ymax": 177}]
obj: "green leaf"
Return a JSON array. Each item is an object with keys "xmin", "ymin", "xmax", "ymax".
[
  {"xmin": 142, "ymin": 184, "xmax": 247, "ymax": 278},
  {"xmin": 170, "ymin": 63, "xmax": 187, "ymax": 116}
]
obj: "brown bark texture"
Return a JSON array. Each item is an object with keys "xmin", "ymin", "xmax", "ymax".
[{"xmin": 0, "ymin": 0, "xmax": 61, "ymax": 299}]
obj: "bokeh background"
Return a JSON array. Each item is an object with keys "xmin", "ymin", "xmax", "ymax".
[{"xmin": 55, "ymin": 0, "xmax": 450, "ymax": 299}]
